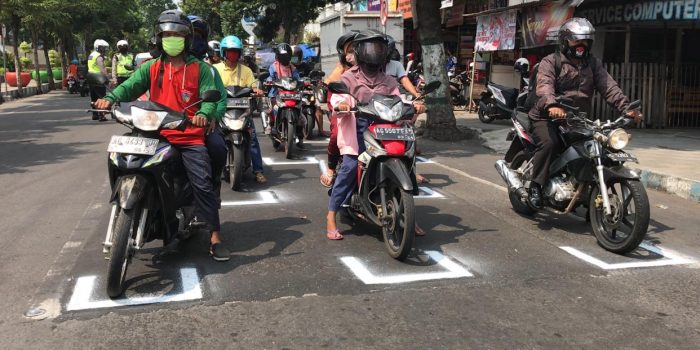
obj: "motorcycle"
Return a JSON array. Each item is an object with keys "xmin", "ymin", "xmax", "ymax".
[
  {"xmin": 89, "ymin": 80, "xmax": 221, "ymax": 297},
  {"xmin": 67, "ymin": 75, "xmax": 78, "ymax": 94},
  {"xmin": 267, "ymin": 77, "xmax": 305, "ymax": 159},
  {"xmin": 495, "ymin": 97, "xmax": 650, "ymax": 254},
  {"xmin": 300, "ymin": 70, "xmax": 325, "ymax": 139},
  {"xmin": 478, "ymin": 71, "xmax": 529, "ymax": 124},
  {"xmin": 449, "ymin": 70, "xmax": 470, "ymax": 110},
  {"xmin": 220, "ymin": 85, "xmax": 255, "ymax": 191},
  {"xmin": 327, "ymin": 80, "xmax": 441, "ymax": 260}
]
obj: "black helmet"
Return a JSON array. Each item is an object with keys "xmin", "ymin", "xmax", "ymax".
[
  {"xmin": 336, "ymin": 30, "xmax": 359, "ymax": 63},
  {"xmin": 243, "ymin": 48, "xmax": 255, "ymax": 60},
  {"xmin": 275, "ymin": 43, "xmax": 292, "ymax": 65},
  {"xmin": 292, "ymin": 45, "xmax": 303, "ymax": 63},
  {"xmin": 154, "ymin": 10, "xmax": 193, "ymax": 51},
  {"xmin": 559, "ymin": 17, "xmax": 595, "ymax": 57},
  {"xmin": 385, "ymin": 35, "xmax": 397, "ymax": 62},
  {"xmin": 353, "ymin": 30, "xmax": 389, "ymax": 72}
]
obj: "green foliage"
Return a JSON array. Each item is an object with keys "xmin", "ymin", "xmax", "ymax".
[
  {"xmin": 48, "ymin": 49, "xmax": 61, "ymax": 67},
  {"xmin": 1, "ymin": 52, "xmax": 16, "ymax": 72},
  {"xmin": 19, "ymin": 41, "xmax": 31, "ymax": 57},
  {"xmin": 19, "ymin": 56, "xmax": 32, "ymax": 71}
]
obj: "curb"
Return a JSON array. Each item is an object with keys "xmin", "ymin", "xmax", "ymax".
[
  {"xmin": 0, "ymin": 83, "xmax": 52, "ymax": 104},
  {"xmin": 460, "ymin": 122, "xmax": 700, "ymax": 204}
]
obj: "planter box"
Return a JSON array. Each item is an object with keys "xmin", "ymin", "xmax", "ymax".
[
  {"xmin": 5, "ymin": 72, "xmax": 32, "ymax": 87},
  {"xmin": 52, "ymin": 68, "xmax": 63, "ymax": 80},
  {"xmin": 31, "ymin": 70, "xmax": 51, "ymax": 83}
]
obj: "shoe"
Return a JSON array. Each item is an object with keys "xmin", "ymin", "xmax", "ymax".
[
  {"xmin": 264, "ymin": 126, "xmax": 271, "ymax": 135},
  {"xmin": 92, "ymin": 113, "xmax": 99, "ymax": 121},
  {"xmin": 296, "ymin": 142, "xmax": 306, "ymax": 150},
  {"xmin": 528, "ymin": 183, "xmax": 543, "ymax": 209},
  {"xmin": 210, "ymin": 243, "xmax": 230, "ymax": 262},
  {"xmin": 255, "ymin": 172, "xmax": 267, "ymax": 184}
]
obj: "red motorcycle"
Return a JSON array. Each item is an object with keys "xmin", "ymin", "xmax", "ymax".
[{"xmin": 327, "ymin": 81, "xmax": 440, "ymax": 260}]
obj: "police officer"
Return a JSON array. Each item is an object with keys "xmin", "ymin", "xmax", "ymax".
[{"xmin": 88, "ymin": 39, "xmax": 109, "ymax": 121}]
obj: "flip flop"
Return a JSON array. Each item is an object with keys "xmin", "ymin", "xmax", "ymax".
[
  {"xmin": 416, "ymin": 174, "xmax": 430, "ymax": 184},
  {"xmin": 326, "ymin": 229, "xmax": 344, "ymax": 240},
  {"xmin": 320, "ymin": 171, "xmax": 336, "ymax": 188}
]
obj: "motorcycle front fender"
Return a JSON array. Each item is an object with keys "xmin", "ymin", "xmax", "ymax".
[
  {"xmin": 378, "ymin": 158, "xmax": 413, "ymax": 192},
  {"xmin": 228, "ymin": 131, "xmax": 244, "ymax": 145},
  {"xmin": 111, "ymin": 174, "xmax": 148, "ymax": 210},
  {"xmin": 603, "ymin": 165, "xmax": 641, "ymax": 182}
]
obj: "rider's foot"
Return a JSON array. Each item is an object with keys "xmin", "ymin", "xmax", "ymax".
[
  {"xmin": 528, "ymin": 183, "xmax": 543, "ymax": 209},
  {"xmin": 255, "ymin": 172, "xmax": 267, "ymax": 184},
  {"xmin": 264, "ymin": 126, "xmax": 271, "ymax": 135},
  {"xmin": 210, "ymin": 243, "xmax": 230, "ymax": 262}
]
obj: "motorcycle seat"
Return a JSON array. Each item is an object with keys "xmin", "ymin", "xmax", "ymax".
[{"xmin": 514, "ymin": 111, "xmax": 531, "ymax": 131}]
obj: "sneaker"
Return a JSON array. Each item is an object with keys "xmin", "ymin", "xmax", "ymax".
[
  {"xmin": 528, "ymin": 183, "xmax": 543, "ymax": 209},
  {"xmin": 255, "ymin": 172, "xmax": 267, "ymax": 184},
  {"xmin": 210, "ymin": 243, "xmax": 230, "ymax": 262}
]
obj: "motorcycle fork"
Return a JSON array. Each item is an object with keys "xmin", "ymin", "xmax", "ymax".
[
  {"xmin": 593, "ymin": 155, "xmax": 613, "ymax": 216},
  {"xmin": 103, "ymin": 204, "xmax": 118, "ymax": 254}
]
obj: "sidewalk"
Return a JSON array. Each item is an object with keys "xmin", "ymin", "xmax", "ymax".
[
  {"xmin": 422, "ymin": 111, "xmax": 700, "ymax": 203},
  {"xmin": 1, "ymin": 80, "xmax": 54, "ymax": 103}
]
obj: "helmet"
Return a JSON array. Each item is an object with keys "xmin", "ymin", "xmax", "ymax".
[
  {"xmin": 220, "ymin": 35, "xmax": 243, "ymax": 57},
  {"xmin": 243, "ymin": 48, "xmax": 255, "ymax": 59},
  {"xmin": 406, "ymin": 52, "xmax": 415, "ymax": 61},
  {"xmin": 71, "ymin": 59, "xmax": 79, "ymax": 65},
  {"xmin": 514, "ymin": 57, "xmax": 529, "ymax": 75},
  {"xmin": 336, "ymin": 30, "xmax": 359, "ymax": 62},
  {"xmin": 275, "ymin": 43, "xmax": 292, "ymax": 66},
  {"xmin": 559, "ymin": 17, "xmax": 595, "ymax": 57},
  {"xmin": 291, "ymin": 45, "xmax": 303, "ymax": 64},
  {"xmin": 352, "ymin": 30, "xmax": 388, "ymax": 70},
  {"xmin": 187, "ymin": 15, "xmax": 209, "ymax": 58},
  {"xmin": 154, "ymin": 10, "xmax": 193, "ymax": 51},
  {"xmin": 117, "ymin": 40, "xmax": 128, "ymax": 50},
  {"xmin": 93, "ymin": 39, "xmax": 109, "ymax": 53},
  {"xmin": 208, "ymin": 40, "xmax": 220, "ymax": 52}
]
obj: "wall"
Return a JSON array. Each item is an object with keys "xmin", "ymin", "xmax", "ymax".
[{"xmin": 490, "ymin": 64, "xmax": 521, "ymax": 88}]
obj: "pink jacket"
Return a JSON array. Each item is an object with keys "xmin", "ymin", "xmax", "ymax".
[{"xmin": 330, "ymin": 93, "xmax": 358, "ymax": 156}]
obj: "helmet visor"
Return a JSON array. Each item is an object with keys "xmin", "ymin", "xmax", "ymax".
[
  {"xmin": 356, "ymin": 41, "xmax": 388, "ymax": 65},
  {"xmin": 278, "ymin": 53, "xmax": 291, "ymax": 65},
  {"xmin": 157, "ymin": 22, "xmax": 190, "ymax": 35}
]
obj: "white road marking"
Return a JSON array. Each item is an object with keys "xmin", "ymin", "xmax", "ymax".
[
  {"xmin": 302, "ymin": 138, "xmax": 331, "ymax": 144},
  {"xmin": 560, "ymin": 242, "xmax": 695, "ymax": 270},
  {"xmin": 263, "ymin": 156, "xmax": 320, "ymax": 165},
  {"xmin": 340, "ymin": 251, "xmax": 473, "ymax": 284},
  {"xmin": 415, "ymin": 186, "xmax": 445, "ymax": 199},
  {"xmin": 416, "ymin": 156, "xmax": 434, "ymax": 164},
  {"xmin": 221, "ymin": 191, "xmax": 278, "ymax": 206},
  {"xmin": 66, "ymin": 268, "xmax": 202, "ymax": 311},
  {"xmin": 428, "ymin": 160, "xmax": 508, "ymax": 193}
]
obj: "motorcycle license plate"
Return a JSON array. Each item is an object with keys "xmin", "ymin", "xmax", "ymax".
[
  {"xmin": 374, "ymin": 127, "xmax": 415, "ymax": 141},
  {"xmin": 107, "ymin": 135, "xmax": 159, "ymax": 155},
  {"xmin": 227, "ymin": 98, "xmax": 250, "ymax": 108},
  {"xmin": 607, "ymin": 152, "xmax": 638, "ymax": 163}
]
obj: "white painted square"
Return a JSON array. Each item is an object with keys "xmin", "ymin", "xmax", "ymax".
[
  {"xmin": 66, "ymin": 268, "xmax": 202, "ymax": 311},
  {"xmin": 416, "ymin": 156, "xmax": 434, "ymax": 164},
  {"xmin": 341, "ymin": 251, "xmax": 473, "ymax": 284},
  {"xmin": 302, "ymin": 138, "xmax": 331, "ymax": 144},
  {"xmin": 221, "ymin": 191, "xmax": 278, "ymax": 207},
  {"xmin": 560, "ymin": 242, "xmax": 695, "ymax": 270},
  {"xmin": 415, "ymin": 186, "xmax": 445, "ymax": 199},
  {"xmin": 262, "ymin": 156, "xmax": 319, "ymax": 165}
]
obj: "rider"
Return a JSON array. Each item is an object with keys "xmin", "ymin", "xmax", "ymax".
[
  {"xmin": 112, "ymin": 40, "xmax": 134, "ymax": 86},
  {"xmin": 527, "ymin": 17, "xmax": 641, "ymax": 209},
  {"xmin": 188, "ymin": 14, "xmax": 228, "ymax": 202},
  {"xmin": 291, "ymin": 45, "xmax": 312, "ymax": 77},
  {"xmin": 266, "ymin": 43, "xmax": 301, "ymax": 137},
  {"xmin": 87, "ymin": 39, "xmax": 109, "ymax": 121},
  {"xmin": 95, "ymin": 10, "xmax": 230, "ymax": 262},
  {"xmin": 242, "ymin": 48, "xmax": 260, "ymax": 78},
  {"xmin": 207, "ymin": 40, "xmax": 222, "ymax": 65},
  {"xmin": 215, "ymin": 35, "xmax": 268, "ymax": 184},
  {"xmin": 325, "ymin": 30, "xmax": 426, "ymax": 240}
]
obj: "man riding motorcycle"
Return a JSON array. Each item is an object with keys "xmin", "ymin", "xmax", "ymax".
[
  {"xmin": 527, "ymin": 17, "xmax": 641, "ymax": 209},
  {"xmin": 95, "ymin": 10, "xmax": 230, "ymax": 261}
]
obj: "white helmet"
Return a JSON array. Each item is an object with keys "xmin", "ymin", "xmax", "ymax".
[
  {"xmin": 514, "ymin": 57, "xmax": 529, "ymax": 74},
  {"xmin": 94, "ymin": 39, "xmax": 109, "ymax": 51},
  {"xmin": 117, "ymin": 40, "xmax": 129, "ymax": 49}
]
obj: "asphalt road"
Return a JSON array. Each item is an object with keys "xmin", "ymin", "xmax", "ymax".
[{"xmin": 1, "ymin": 91, "xmax": 699, "ymax": 349}]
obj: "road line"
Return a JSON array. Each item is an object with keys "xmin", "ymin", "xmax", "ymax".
[
  {"xmin": 263, "ymin": 156, "xmax": 319, "ymax": 165},
  {"xmin": 428, "ymin": 160, "xmax": 508, "ymax": 193},
  {"xmin": 221, "ymin": 191, "xmax": 279, "ymax": 206},
  {"xmin": 302, "ymin": 138, "xmax": 331, "ymax": 144},
  {"xmin": 340, "ymin": 251, "xmax": 473, "ymax": 284},
  {"xmin": 560, "ymin": 242, "xmax": 695, "ymax": 270},
  {"xmin": 415, "ymin": 186, "xmax": 445, "ymax": 199}
]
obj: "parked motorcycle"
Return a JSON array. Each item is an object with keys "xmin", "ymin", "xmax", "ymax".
[
  {"xmin": 449, "ymin": 70, "xmax": 470, "ymax": 110},
  {"xmin": 89, "ymin": 82, "xmax": 221, "ymax": 298},
  {"xmin": 478, "ymin": 68, "xmax": 529, "ymax": 123},
  {"xmin": 495, "ymin": 97, "xmax": 650, "ymax": 254},
  {"xmin": 220, "ymin": 85, "xmax": 254, "ymax": 191},
  {"xmin": 327, "ymin": 80, "xmax": 441, "ymax": 260},
  {"xmin": 267, "ymin": 77, "xmax": 305, "ymax": 159}
]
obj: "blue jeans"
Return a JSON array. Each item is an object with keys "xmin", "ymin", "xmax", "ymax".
[
  {"xmin": 327, "ymin": 117, "xmax": 369, "ymax": 212},
  {"xmin": 249, "ymin": 122, "xmax": 264, "ymax": 173},
  {"xmin": 178, "ymin": 145, "xmax": 221, "ymax": 232}
]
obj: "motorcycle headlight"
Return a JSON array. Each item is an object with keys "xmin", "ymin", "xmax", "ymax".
[
  {"xmin": 607, "ymin": 128, "xmax": 630, "ymax": 150},
  {"xmin": 162, "ymin": 119, "xmax": 184, "ymax": 129},
  {"xmin": 130, "ymin": 106, "xmax": 168, "ymax": 131},
  {"xmin": 223, "ymin": 112, "xmax": 246, "ymax": 130},
  {"xmin": 113, "ymin": 108, "xmax": 132, "ymax": 125},
  {"xmin": 282, "ymin": 80, "xmax": 297, "ymax": 90},
  {"xmin": 374, "ymin": 101, "xmax": 402, "ymax": 122}
]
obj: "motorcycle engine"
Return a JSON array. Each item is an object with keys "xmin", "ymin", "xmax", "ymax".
[{"xmin": 544, "ymin": 176, "xmax": 577, "ymax": 204}]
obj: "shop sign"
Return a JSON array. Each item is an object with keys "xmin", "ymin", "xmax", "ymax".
[
  {"xmin": 441, "ymin": 0, "xmax": 454, "ymax": 9},
  {"xmin": 368, "ymin": 0, "xmax": 381, "ymax": 11},
  {"xmin": 521, "ymin": 1, "xmax": 576, "ymax": 48},
  {"xmin": 446, "ymin": 0, "xmax": 466, "ymax": 27},
  {"xmin": 578, "ymin": 0, "xmax": 700, "ymax": 26},
  {"xmin": 475, "ymin": 10, "xmax": 517, "ymax": 52}
]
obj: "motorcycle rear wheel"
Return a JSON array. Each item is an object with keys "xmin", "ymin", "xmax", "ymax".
[
  {"xmin": 228, "ymin": 145, "xmax": 244, "ymax": 191},
  {"xmin": 508, "ymin": 151, "xmax": 537, "ymax": 216},
  {"xmin": 106, "ymin": 208, "xmax": 135, "ymax": 298},
  {"xmin": 478, "ymin": 106, "xmax": 495, "ymax": 123},
  {"xmin": 304, "ymin": 111, "xmax": 315, "ymax": 139},
  {"xmin": 382, "ymin": 188, "xmax": 415, "ymax": 260},
  {"xmin": 284, "ymin": 120, "xmax": 296, "ymax": 159},
  {"xmin": 590, "ymin": 179, "xmax": 650, "ymax": 254}
]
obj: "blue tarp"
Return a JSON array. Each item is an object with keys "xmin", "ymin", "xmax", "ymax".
[{"xmin": 297, "ymin": 44, "xmax": 317, "ymax": 60}]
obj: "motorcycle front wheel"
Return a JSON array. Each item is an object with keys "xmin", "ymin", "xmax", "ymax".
[
  {"xmin": 304, "ymin": 110, "xmax": 316, "ymax": 139},
  {"xmin": 589, "ymin": 179, "xmax": 650, "ymax": 254},
  {"xmin": 478, "ymin": 104, "xmax": 495, "ymax": 123},
  {"xmin": 382, "ymin": 187, "xmax": 415, "ymax": 260},
  {"xmin": 284, "ymin": 119, "xmax": 296, "ymax": 159},
  {"xmin": 106, "ymin": 207, "xmax": 136, "ymax": 298},
  {"xmin": 228, "ymin": 144, "xmax": 244, "ymax": 191}
]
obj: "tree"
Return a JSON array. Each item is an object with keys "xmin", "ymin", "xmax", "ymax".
[
  {"xmin": 411, "ymin": 0, "xmax": 462, "ymax": 141},
  {"xmin": 0, "ymin": 1, "xmax": 25, "ymax": 96}
]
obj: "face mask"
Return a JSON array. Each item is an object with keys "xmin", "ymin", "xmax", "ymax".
[
  {"xmin": 225, "ymin": 51, "xmax": 240, "ymax": 63},
  {"xmin": 119, "ymin": 47, "xmax": 128, "ymax": 54},
  {"xmin": 346, "ymin": 53, "xmax": 356, "ymax": 66},
  {"xmin": 162, "ymin": 36, "xmax": 185, "ymax": 57},
  {"xmin": 567, "ymin": 43, "xmax": 590, "ymax": 59}
]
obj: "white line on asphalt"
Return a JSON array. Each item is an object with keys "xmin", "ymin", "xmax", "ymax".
[
  {"xmin": 416, "ymin": 156, "xmax": 434, "ymax": 164},
  {"xmin": 221, "ymin": 191, "xmax": 278, "ymax": 206},
  {"xmin": 427, "ymin": 160, "xmax": 508, "ymax": 193},
  {"xmin": 262, "ymin": 156, "xmax": 320, "ymax": 165},
  {"xmin": 302, "ymin": 138, "xmax": 331, "ymax": 144},
  {"xmin": 560, "ymin": 242, "xmax": 695, "ymax": 270},
  {"xmin": 340, "ymin": 251, "xmax": 473, "ymax": 284},
  {"xmin": 415, "ymin": 186, "xmax": 445, "ymax": 199},
  {"xmin": 66, "ymin": 268, "xmax": 202, "ymax": 311}
]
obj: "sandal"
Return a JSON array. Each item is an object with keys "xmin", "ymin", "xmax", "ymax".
[
  {"xmin": 415, "ymin": 225, "xmax": 426, "ymax": 236},
  {"xmin": 416, "ymin": 174, "xmax": 429, "ymax": 184},
  {"xmin": 326, "ymin": 229, "xmax": 344, "ymax": 240},
  {"xmin": 320, "ymin": 170, "xmax": 336, "ymax": 188}
]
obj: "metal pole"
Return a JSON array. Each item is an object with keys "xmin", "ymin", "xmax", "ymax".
[
  {"xmin": 1, "ymin": 25, "xmax": 7, "ymax": 95},
  {"xmin": 468, "ymin": 50, "xmax": 477, "ymax": 112}
]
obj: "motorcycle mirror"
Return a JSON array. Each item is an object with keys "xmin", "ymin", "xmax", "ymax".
[
  {"xmin": 87, "ymin": 73, "xmax": 110, "ymax": 87},
  {"xmin": 422, "ymin": 81, "xmax": 441, "ymax": 95},
  {"xmin": 258, "ymin": 72, "xmax": 270, "ymax": 81},
  {"xmin": 201, "ymin": 90, "xmax": 221, "ymax": 102},
  {"xmin": 328, "ymin": 81, "xmax": 350, "ymax": 95}
]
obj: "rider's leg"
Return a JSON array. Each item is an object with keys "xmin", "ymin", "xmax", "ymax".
[
  {"xmin": 205, "ymin": 126, "xmax": 226, "ymax": 205},
  {"xmin": 249, "ymin": 123, "xmax": 266, "ymax": 183},
  {"xmin": 326, "ymin": 154, "xmax": 359, "ymax": 237},
  {"xmin": 529, "ymin": 120, "xmax": 563, "ymax": 207}
]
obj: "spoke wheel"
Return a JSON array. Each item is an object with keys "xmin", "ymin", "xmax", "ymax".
[{"xmin": 590, "ymin": 179, "xmax": 650, "ymax": 254}]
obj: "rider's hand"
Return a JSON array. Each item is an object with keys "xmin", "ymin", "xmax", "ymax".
[
  {"xmin": 95, "ymin": 98, "xmax": 112, "ymax": 110},
  {"xmin": 626, "ymin": 109, "xmax": 643, "ymax": 123},
  {"xmin": 253, "ymin": 88, "xmax": 264, "ymax": 95},
  {"xmin": 336, "ymin": 102, "xmax": 351, "ymax": 112},
  {"xmin": 548, "ymin": 106, "xmax": 566, "ymax": 119},
  {"xmin": 413, "ymin": 102, "xmax": 426, "ymax": 114},
  {"xmin": 191, "ymin": 115, "xmax": 208, "ymax": 127}
]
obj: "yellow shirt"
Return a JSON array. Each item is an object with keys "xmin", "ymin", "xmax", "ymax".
[{"xmin": 214, "ymin": 62, "xmax": 257, "ymax": 89}]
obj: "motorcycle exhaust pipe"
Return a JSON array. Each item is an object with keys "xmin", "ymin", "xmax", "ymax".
[{"xmin": 495, "ymin": 160, "xmax": 524, "ymax": 192}]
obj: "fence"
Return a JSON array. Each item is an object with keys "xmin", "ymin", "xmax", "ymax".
[{"xmin": 591, "ymin": 62, "xmax": 700, "ymax": 128}]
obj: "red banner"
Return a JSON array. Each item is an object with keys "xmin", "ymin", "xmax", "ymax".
[
  {"xmin": 521, "ymin": 1, "xmax": 576, "ymax": 48},
  {"xmin": 475, "ymin": 10, "xmax": 517, "ymax": 52}
]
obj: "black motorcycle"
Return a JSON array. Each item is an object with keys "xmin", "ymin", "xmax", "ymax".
[
  {"xmin": 495, "ymin": 98, "xmax": 650, "ymax": 254},
  {"xmin": 220, "ymin": 85, "xmax": 254, "ymax": 191},
  {"xmin": 90, "ymin": 89, "xmax": 221, "ymax": 298},
  {"xmin": 448, "ymin": 70, "xmax": 470, "ymax": 110},
  {"xmin": 478, "ymin": 75, "xmax": 528, "ymax": 124},
  {"xmin": 267, "ymin": 77, "xmax": 305, "ymax": 159},
  {"xmin": 300, "ymin": 70, "xmax": 325, "ymax": 139}
]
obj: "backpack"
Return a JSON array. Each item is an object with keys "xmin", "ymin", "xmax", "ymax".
[{"xmin": 521, "ymin": 53, "xmax": 597, "ymax": 112}]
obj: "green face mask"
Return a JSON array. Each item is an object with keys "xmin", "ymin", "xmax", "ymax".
[{"xmin": 162, "ymin": 36, "xmax": 185, "ymax": 57}]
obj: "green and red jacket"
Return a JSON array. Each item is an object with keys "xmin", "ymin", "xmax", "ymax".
[{"xmin": 105, "ymin": 55, "xmax": 218, "ymax": 146}]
